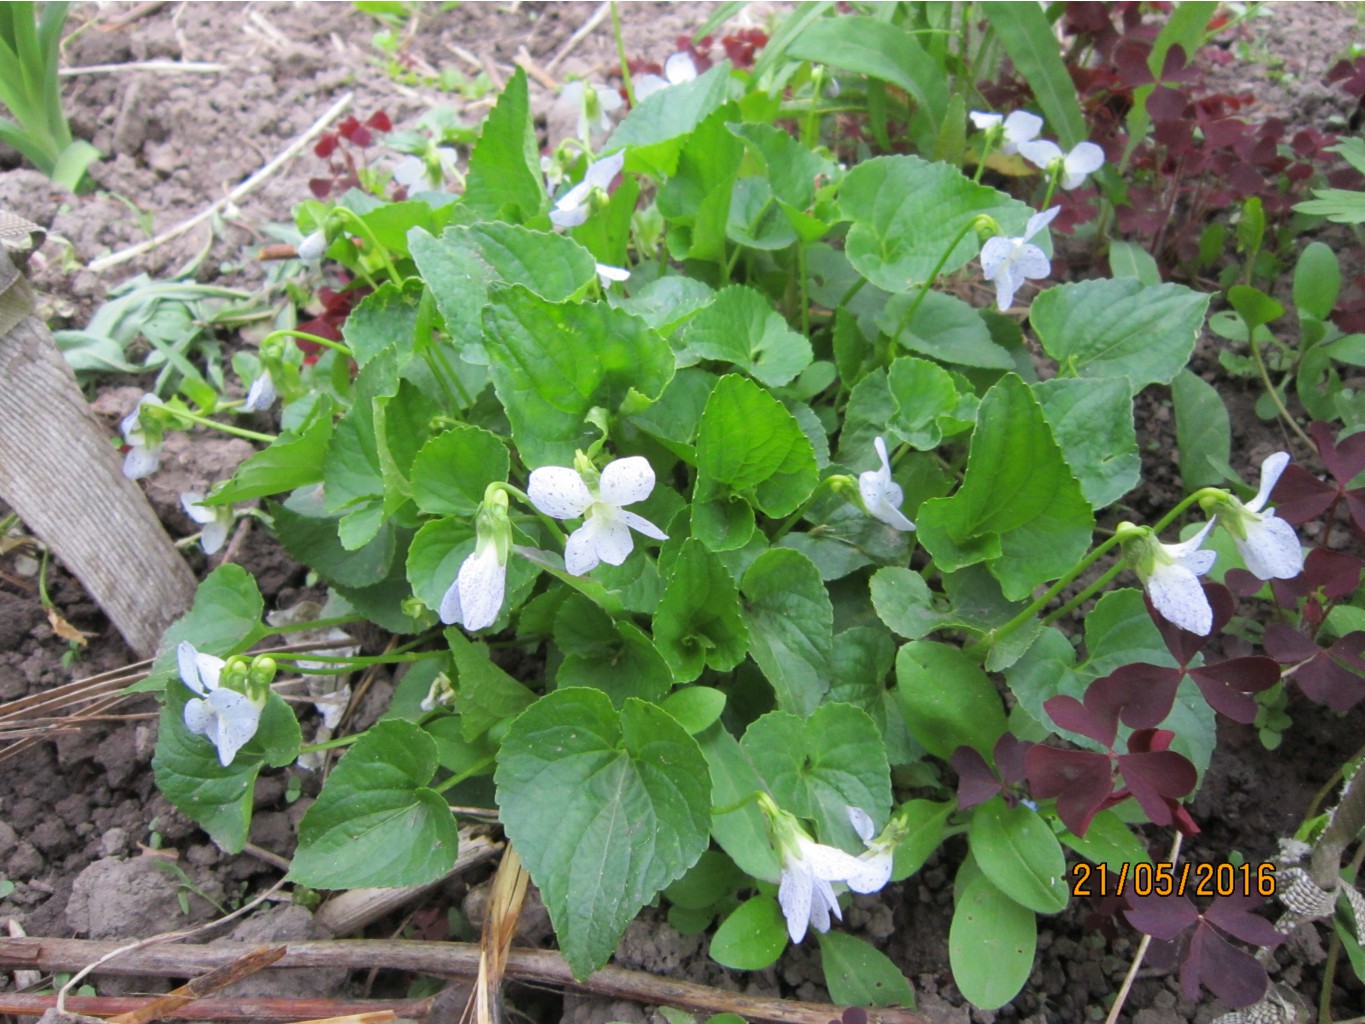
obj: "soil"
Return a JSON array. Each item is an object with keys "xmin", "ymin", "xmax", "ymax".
[{"xmin": 1, "ymin": 4, "xmax": 1363, "ymax": 1024}]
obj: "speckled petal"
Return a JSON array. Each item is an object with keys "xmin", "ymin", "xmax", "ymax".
[{"xmin": 528, "ymin": 466, "xmax": 593, "ymax": 519}]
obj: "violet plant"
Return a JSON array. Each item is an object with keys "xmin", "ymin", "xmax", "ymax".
[{"xmin": 118, "ymin": 5, "xmax": 1357, "ymax": 1016}]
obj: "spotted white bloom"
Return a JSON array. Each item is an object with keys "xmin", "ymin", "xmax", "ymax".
[
  {"xmin": 595, "ymin": 263, "xmax": 631, "ymax": 287},
  {"xmin": 550, "ymin": 150, "xmax": 626, "ymax": 229},
  {"xmin": 528, "ymin": 456, "xmax": 668, "ymax": 576},
  {"xmin": 778, "ymin": 825, "xmax": 890, "ymax": 944},
  {"xmin": 242, "ymin": 372, "xmax": 277, "ymax": 413},
  {"xmin": 180, "ymin": 492, "xmax": 233, "ymax": 555},
  {"xmin": 297, "ymin": 229, "xmax": 328, "ymax": 262},
  {"xmin": 439, "ymin": 538, "xmax": 507, "ymax": 631},
  {"xmin": 980, "ymin": 206, "xmax": 1059, "ymax": 312},
  {"xmin": 178, "ymin": 642, "xmax": 263, "ymax": 767},
  {"xmin": 1017, "ymin": 139, "xmax": 1105, "ymax": 190},
  {"xmin": 969, "ymin": 110, "xmax": 1044, "ymax": 156},
  {"xmin": 634, "ymin": 52, "xmax": 699, "ymax": 102},
  {"xmin": 120, "ymin": 393, "xmax": 165, "ymax": 480},
  {"xmin": 858, "ymin": 436, "xmax": 916, "ymax": 532},
  {"xmin": 1135, "ymin": 521, "xmax": 1218, "ymax": 636},
  {"xmin": 1224, "ymin": 452, "xmax": 1305, "ymax": 581},
  {"xmin": 847, "ymin": 806, "xmax": 896, "ymax": 892},
  {"xmin": 559, "ymin": 81, "xmax": 624, "ymax": 143}
]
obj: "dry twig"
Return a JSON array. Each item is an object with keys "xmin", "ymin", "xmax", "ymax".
[
  {"xmin": 545, "ymin": 1, "xmax": 611, "ymax": 73},
  {"xmin": 107, "ymin": 945, "xmax": 286, "ymax": 1024},
  {"xmin": 0, "ymin": 938, "xmax": 928, "ymax": 1024},
  {"xmin": 59, "ymin": 61, "xmax": 225, "ymax": 76}
]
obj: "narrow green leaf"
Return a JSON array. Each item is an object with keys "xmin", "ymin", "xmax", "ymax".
[
  {"xmin": 463, "ymin": 68, "xmax": 546, "ymax": 222},
  {"xmin": 894, "ymin": 641, "xmax": 1006, "ymax": 761},
  {"xmin": 984, "ymin": 4, "xmax": 1087, "ymax": 148},
  {"xmin": 949, "ymin": 875, "xmax": 1036, "ymax": 1010},
  {"xmin": 817, "ymin": 931, "xmax": 916, "ymax": 1008},
  {"xmin": 967, "ymin": 801, "xmax": 1070, "ymax": 914},
  {"xmin": 740, "ymin": 549, "xmax": 833, "ymax": 715},
  {"xmin": 207, "ymin": 403, "xmax": 333, "ymax": 504},
  {"xmin": 1172, "ymin": 369, "xmax": 1232, "ymax": 493}
]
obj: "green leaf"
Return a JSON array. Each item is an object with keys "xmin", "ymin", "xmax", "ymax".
[
  {"xmin": 410, "ymin": 425, "xmax": 510, "ymax": 517},
  {"xmin": 743, "ymin": 703, "xmax": 891, "ymax": 848},
  {"xmin": 152, "ymin": 688, "xmax": 299, "ymax": 853},
  {"xmin": 654, "ymin": 538, "xmax": 750, "ymax": 683},
  {"xmin": 681, "ymin": 284, "xmax": 812, "ymax": 387},
  {"xmin": 136, "ymin": 565, "xmax": 265, "ymax": 692},
  {"xmin": 1057, "ymin": 809, "xmax": 1152, "ymax": 872},
  {"xmin": 884, "ymin": 290, "xmax": 1014, "ymax": 370},
  {"xmin": 1294, "ymin": 241, "xmax": 1341, "ymax": 321},
  {"xmin": 886, "ymin": 356, "xmax": 966, "ymax": 450},
  {"xmin": 893, "ymin": 641, "xmax": 1006, "ymax": 761},
  {"xmin": 613, "ymin": 61, "xmax": 733, "ymax": 143},
  {"xmin": 447, "ymin": 630, "xmax": 536, "ymax": 741},
  {"xmin": 405, "ymin": 517, "xmax": 473, "ymax": 611},
  {"xmin": 728, "ymin": 122, "xmax": 835, "ymax": 210},
  {"xmin": 1295, "ymin": 188, "xmax": 1365, "ymax": 225},
  {"xmin": 967, "ymin": 801, "xmax": 1070, "ymax": 914},
  {"xmin": 619, "ymin": 277, "xmax": 717, "ymax": 335},
  {"xmin": 785, "ymin": 16, "xmax": 947, "ymax": 135},
  {"xmin": 693, "ymin": 375, "xmax": 818, "ymax": 546},
  {"xmin": 461, "ymin": 222, "xmax": 597, "ymax": 299},
  {"xmin": 289, "ymin": 720, "xmax": 460, "ymax": 888},
  {"xmin": 343, "ymin": 279, "xmax": 422, "ymax": 368},
  {"xmin": 817, "ymin": 931, "xmax": 916, "ymax": 1008},
  {"xmin": 554, "ymin": 594, "xmax": 673, "ymax": 706},
  {"xmin": 698, "ymin": 722, "xmax": 781, "ymax": 882},
  {"xmin": 1032, "ymin": 279, "xmax": 1210, "ymax": 392},
  {"xmin": 870, "ymin": 567, "xmax": 946, "ymax": 640},
  {"xmin": 1033, "ymin": 377, "xmax": 1139, "ymax": 509},
  {"xmin": 949, "ymin": 875, "xmax": 1036, "ymax": 1010},
  {"xmin": 740, "ymin": 549, "xmax": 833, "ymax": 715},
  {"xmin": 463, "ymin": 68, "xmax": 546, "ymax": 222},
  {"xmin": 1227, "ymin": 285, "xmax": 1284, "ymax": 335},
  {"xmin": 984, "ymin": 4, "xmax": 1088, "ymax": 148},
  {"xmin": 496, "ymin": 688, "xmax": 712, "ymax": 979},
  {"xmin": 1108, "ymin": 239, "xmax": 1161, "ymax": 286},
  {"xmin": 207, "ymin": 405, "xmax": 333, "ymax": 504},
  {"xmin": 483, "ymin": 286, "xmax": 673, "ymax": 466},
  {"xmin": 710, "ymin": 895, "xmax": 788, "ymax": 970},
  {"xmin": 840, "ymin": 156, "xmax": 1034, "ymax": 293},
  {"xmin": 916, "ymin": 374, "xmax": 1093, "ymax": 599},
  {"xmin": 891, "ymin": 799, "xmax": 953, "ymax": 881},
  {"xmin": 1171, "ymin": 369, "xmax": 1232, "ymax": 493},
  {"xmin": 726, "ymin": 177, "xmax": 799, "ymax": 251},
  {"xmin": 272, "ymin": 498, "xmax": 396, "ymax": 589},
  {"xmin": 660, "ymin": 687, "xmax": 727, "ymax": 735}
]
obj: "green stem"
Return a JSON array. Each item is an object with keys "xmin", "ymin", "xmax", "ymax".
[
  {"xmin": 1042, "ymin": 562, "xmax": 1124, "ymax": 625},
  {"xmin": 836, "ymin": 276, "xmax": 867, "ymax": 310},
  {"xmin": 261, "ymin": 329, "xmax": 353, "ymax": 359},
  {"xmin": 610, "ymin": 1, "xmax": 635, "ymax": 108},
  {"xmin": 770, "ymin": 476, "xmax": 839, "ymax": 543},
  {"xmin": 1248, "ymin": 331, "xmax": 1313, "ymax": 447},
  {"xmin": 1040, "ymin": 164, "xmax": 1061, "ymax": 210},
  {"xmin": 297, "ymin": 733, "xmax": 362, "ymax": 755},
  {"xmin": 973, "ymin": 138, "xmax": 995, "ymax": 183},
  {"xmin": 332, "ymin": 208, "xmax": 402, "ymax": 283},
  {"xmin": 797, "ymin": 242, "xmax": 810, "ymax": 342},
  {"xmin": 435, "ymin": 756, "xmax": 496, "ymax": 794},
  {"xmin": 893, "ymin": 218, "xmax": 979, "ymax": 341},
  {"xmin": 713, "ymin": 790, "xmax": 766, "ymax": 816},
  {"xmin": 170, "ymin": 408, "xmax": 277, "ymax": 444}
]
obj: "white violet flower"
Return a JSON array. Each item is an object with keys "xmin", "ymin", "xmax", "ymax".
[
  {"xmin": 979, "ymin": 206, "xmax": 1059, "ymax": 312},
  {"xmin": 633, "ymin": 51, "xmax": 699, "ymax": 102},
  {"xmin": 178, "ymin": 641, "xmax": 264, "ymax": 767},
  {"xmin": 760, "ymin": 796, "xmax": 891, "ymax": 944},
  {"xmin": 242, "ymin": 372, "xmax": 278, "ymax": 413},
  {"xmin": 1213, "ymin": 452, "xmax": 1305, "ymax": 581},
  {"xmin": 969, "ymin": 110, "xmax": 1043, "ymax": 155},
  {"xmin": 1017, "ymin": 139, "xmax": 1106, "ymax": 190},
  {"xmin": 180, "ymin": 492, "xmax": 233, "ymax": 555},
  {"xmin": 528, "ymin": 455, "xmax": 668, "ymax": 576},
  {"xmin": 859, "ymin": 437, "xmax": 916, "ymax": 532},
  {"xmin": 846, "ymin": 806, "xmax": 896, "ymax": 892},
  {"xmin": 559, "ymin": 80, "xmax": 624, "ymax": 143},
  {"xmin": 595, "ymin": 263, "xmax": 631, "ymax": 287},
  {"xmin": 550, "ymin": 150, "xmax": 626, "ymax": 229},
  {"xmin": 297, "ymin": 229, "xmax": 328, "ymax": 262},
  {"xmin": 120, "ymin": 393, "xmax": 165, "ymax": 480},
  {"xmin": 440, "ymin": 490, "xmax": 512, "ymax": 632},
  {"xmin": 1128, "ymin": 520, "xmax": 1218, "ymax": 636},
  {"xmin": 440, "ymin": 538, "xmax": 507, "ymax": 631}
]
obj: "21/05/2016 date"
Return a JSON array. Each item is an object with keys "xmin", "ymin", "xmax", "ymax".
[{"xmin": 1071, "ymin": 861, "xmax": 1277, "ymax": 899}]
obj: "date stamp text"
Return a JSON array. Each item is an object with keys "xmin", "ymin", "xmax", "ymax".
[{"xmin": 1070, "ymin": 861, "xmax": 1276, "ymax": 899}]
